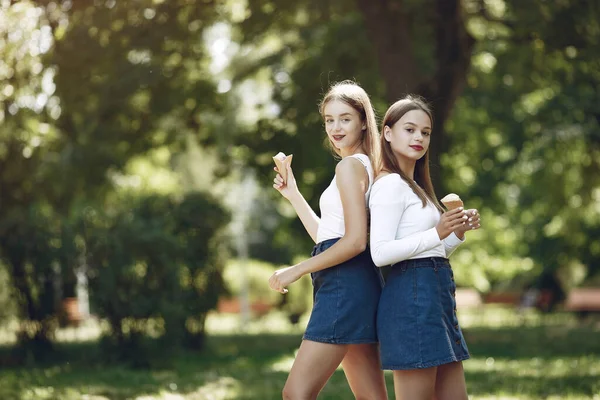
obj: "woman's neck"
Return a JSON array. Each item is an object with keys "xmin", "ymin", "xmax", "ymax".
[
  {"xmin": 396, "ymin": 156, "xmax": 416, "ymax": 180},
  {"xmin": 341, "ymin": 144, "xmax": 366, "ymax": 158}
]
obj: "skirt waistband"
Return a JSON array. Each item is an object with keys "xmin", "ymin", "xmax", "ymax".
[
  {"xmin": 392, "ymin": 257, "xmax": 450, "ymax": 270},
  {"xmin": 313, "ymin": 238, "xmax": 341, "ymax": 254}
]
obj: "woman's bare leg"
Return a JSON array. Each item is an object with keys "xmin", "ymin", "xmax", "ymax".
[
  {"xmin": 392, "ymin": 367, "xmax": 437, "ymax": 400},
  {"xmin": 282, "ymin": 340, "xmax": 348, "ymax": 400},
  {"xmin": 341, "ymin": 343, "xmax": 388, "ymax": 400},
  {"xmin": 434, "ymin": 361, "xmax": 468, "ymax": 400}
]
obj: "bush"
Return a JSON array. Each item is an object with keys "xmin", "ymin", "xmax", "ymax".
[
  {"xmin": 223, "ymin": 259, "xmax": 280, "ymax": 305},
  {"xmin": 222, "ymin": 258, "xmax": 313, "ymax": 323},
  {"xmin": 85, "ymin": 192, "xmax": 229, "ymax": 365},
  {"xmin": 0, "ymin": 204, "xmax": 67, "ymax": 363}
]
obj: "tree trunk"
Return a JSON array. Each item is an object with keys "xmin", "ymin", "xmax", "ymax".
[
  {"xmin": 356, "ymin": 0, "xmax": 475, "ymax": 193},
  {"xmin": 9, "ymin": 254, "xmax": 37, "ymax": 322}
]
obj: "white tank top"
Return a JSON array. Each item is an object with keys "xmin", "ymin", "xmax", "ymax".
[{"xmin": 316, "ymin": 153, "xmax": 374, "ymax": 244}]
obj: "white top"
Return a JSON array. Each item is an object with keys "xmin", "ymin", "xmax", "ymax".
[
  {"xmin": 369, "ymin": 173, "xmax": 464, "ymax": 267},
  {"xmin": 316, "ymin": 154, "xmax": 374, "ymax": 244}
]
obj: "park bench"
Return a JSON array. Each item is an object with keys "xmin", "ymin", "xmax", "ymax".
[
  {"xmin": 455, "ymin": 288, "xmax": 483, "ymax": 309},
  {"xmin": 217, "ymin": 297, "xmax": 272, "ymax": 316},
  {"xmin": 564, "ymin": 288, "xmax": 600, "ymax": 317},
  {"xmin": 483, "ymin": 291, "xmax": 520, "ymax": 305},
  {"xmin": 483, "ymin": 290, "xmax": 555, "ymax": 312}
]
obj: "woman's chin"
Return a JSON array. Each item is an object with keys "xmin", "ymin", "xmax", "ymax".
[
  {"xmin": 329, "ymin": 141, "xmax": 344, "ymax": 150},
  {"xmin": 395, "ymin": 152, "xmax": 424, "ymax": 162}
]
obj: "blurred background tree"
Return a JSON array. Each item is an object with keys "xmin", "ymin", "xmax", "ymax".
[{"xmin": 0, "ymin": 0, "xmax": 231, "ymax": 361}]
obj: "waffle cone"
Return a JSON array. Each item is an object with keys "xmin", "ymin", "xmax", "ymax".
[
  {"xmin": 272, "ymin": 153, "xmax": 293, "ymax": 184},
  {"xmin": 440, "ymin": 193, "xmax": 463, "ymax": 210},
  {"xmin": 441, "ymin": 199, "xmax": 464, "ymax": 210}
]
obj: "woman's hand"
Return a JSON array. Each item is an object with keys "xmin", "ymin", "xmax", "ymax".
[
  {"xmin": 454, "ymin": 209, "xmax": 481, "ymax": 239},
  {"xmin": 273, "ymin": 162, "xmax": 299, "ymax": 201},
  {"xmin": 436, "ymin": 207, "xmax": 467, "ymax": 240},
  {"xmin": 268, "ymin": 266, "xmax": 302, "ymax": 294}
]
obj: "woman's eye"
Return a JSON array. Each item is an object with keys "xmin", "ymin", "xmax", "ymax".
[
  {"xmin": 326, "ymin": 119, "xmax": 333, "ymax": 123},
  {"xmin": 423, "ymin": 131, "xmax": 431, "ymax": 136},
  {"xmin": 406, "ymin": 128, "xmax": 414, "ymax": 133},
  {"xmin": 342, "ymin": 119, "xmax": 350, "ymax": 123}
]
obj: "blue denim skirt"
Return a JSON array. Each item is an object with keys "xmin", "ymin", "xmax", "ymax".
[
  {"xmin": 303, "ymin": 238, "xmax": 384, "ymax": 344},
  {"xmin": 377, "ymin": 257, "xmax": 469, "ymax": 370}
]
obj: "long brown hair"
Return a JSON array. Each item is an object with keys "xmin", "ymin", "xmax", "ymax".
[
  {"xmin": 319, "ymin": 80, "xmax": 380, "ymax": 172},
  {"xmin": 378, "ymin": 95, "xmax": 444, "ymax": 212}
]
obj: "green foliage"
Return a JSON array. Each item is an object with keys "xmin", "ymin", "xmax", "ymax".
[
  {"xmin": 223, "ymin": 258, "xmax": 312, "ymax": 320},
  {"xmin": 0, "ymin": 203, "xmax": 71, "ymax": 361},
  {"xmin": 0, "ymin": 261, "xmax": 16, "ymax": 322},
  {"xmin": 223, "ymin": 259, "xmax": 280, "ymax": 304},
  {"xmin": 444, "ymin": 0, "xmax": 600, "ymax": 291},
  {"xmin": 85, "ymin": 192, "xmax": 229, "ymax": 365},
  {"xmin": 47, "ymin": 0, "xmax": 224, "ymax": 198},
  {"xmin": 0, "ymin": 0, "xmax": 233, "ymax": 363}
]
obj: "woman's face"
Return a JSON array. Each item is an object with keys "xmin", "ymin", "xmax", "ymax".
[
  {"xmin": 384, "ymin": 109, "xmax": 431, "ymax": 162},
  {"xmin": 323, "ymin": 100, "xmax": 365, "ymax": 153}
]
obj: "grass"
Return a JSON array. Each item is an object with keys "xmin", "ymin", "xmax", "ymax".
[{"xmin": 0, "ymin": 307, "xmax": 599, "ymax": 399}]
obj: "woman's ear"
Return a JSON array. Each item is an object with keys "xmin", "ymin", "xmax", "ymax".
[{"xmin": 384, "ymin": 126, "xmax": 392, "ymax": 142}]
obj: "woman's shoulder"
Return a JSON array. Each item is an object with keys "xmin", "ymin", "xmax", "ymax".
[
  {"xmin": 371, "ymin": 172, "xmax": 411, "ymax": 197},
  {"xmin": 337, "ymin": 153, "xmax": 370, "ymax": 168},
  {"xmin": 349, "ymin": 153, "xmax": 371, "ymax": 163},
  {"xmin": 335, "ymin": 155, "xmax": 369, "ymax": 176},
  {"xmin": 373, "ymin": 172, "xmax": 407, "ymax": 186}
]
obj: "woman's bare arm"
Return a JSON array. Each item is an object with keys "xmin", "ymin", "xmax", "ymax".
[
  {"xmin": 273, "ymin": 163, "xmax": 320, "ymax": 243},
  {"xmin": 293, "ymin": 157, "xmax": 369, "ymax": 275}
]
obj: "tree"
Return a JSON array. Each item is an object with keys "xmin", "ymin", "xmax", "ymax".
[
  {"xmin": 235, "ymin": 0, "xmax": 479, "ymax": 189},
  {"xmin": 0, "ymin": 0, "xmax": 230, "ymax": 358},
  {"xmin": 442, "ymin": 0, "xmax": 600, "ymax": 294}
]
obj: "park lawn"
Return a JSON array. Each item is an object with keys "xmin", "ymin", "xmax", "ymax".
[{"xmin": 0, "ymin": 309, "xmax": 598, "ymax": 399}]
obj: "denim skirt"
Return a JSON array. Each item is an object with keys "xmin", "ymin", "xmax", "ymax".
[
  {"xmin": 303, "ymin": 238, "xmax": 384, "ymax": 344},
  {"xmin": 377, "ymin": 257, "xmax": 469, "ymax": 370}
]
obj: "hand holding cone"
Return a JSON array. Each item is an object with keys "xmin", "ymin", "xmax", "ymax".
[{"xmin": 272, "ymin": 152, "xmax": 293, "ymax": 184}]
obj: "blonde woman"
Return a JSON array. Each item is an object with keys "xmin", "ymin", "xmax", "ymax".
[{"xmin": 270, "ymin": 81, "xmax": 387, "ymax": 400}]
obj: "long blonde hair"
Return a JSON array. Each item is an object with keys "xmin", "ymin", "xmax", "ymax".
[
  {"xmin": 319, "ymin": 81, "xmax": 380, "ymax": 171},
  {"xmin": 379, "ymin": 95, "xmax": 444, "ymax": 212}
]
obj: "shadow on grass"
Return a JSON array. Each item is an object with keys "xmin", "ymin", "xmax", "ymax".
[
  {"xmin": 463, "ymin": 324, "xmax": 600, "ymax": 398},
  {"xmin": 0, "ymin": 325, "xmax": 598, "ymax": 399},
  {"xmin": 465, "ymin": 324, "xmax": 600, "ymax": 360},
  {"xmin": 466, "ymin": 369, "xmax": 600, "ymax": 398},
  {"xmin": 0, "ymin": 334, "xmax": 305, "ymax": 400}
]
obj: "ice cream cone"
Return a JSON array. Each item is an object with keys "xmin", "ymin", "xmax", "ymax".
[
  {"xmin": 273, "ymin": 152, "xmax": 293, "ymax": 184},
  {"xmin": 440, "ymin": 193, "xmax": 464, "ymax": 210}
]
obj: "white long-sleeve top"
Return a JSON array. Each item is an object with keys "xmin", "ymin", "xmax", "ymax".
[{"xmin": 369, "ymin": 174, "xmax": 464, "ymax": 267}]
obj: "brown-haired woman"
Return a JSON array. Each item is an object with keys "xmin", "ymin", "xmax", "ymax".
[
  {"xmin": 269, "ymin": 81, "xmax": 387, "ymax": 399},
  {"xmin": 369, "ymin": 95, "xmax": 481, "ymax": 400}
]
